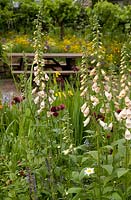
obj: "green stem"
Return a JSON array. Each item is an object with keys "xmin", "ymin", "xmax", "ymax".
[{"xmin": 96, "ymin": 131, "xmax": 102, "ymax": 199}]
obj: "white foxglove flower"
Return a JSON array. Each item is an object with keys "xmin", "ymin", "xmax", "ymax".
[
  {"xmin": 92, "ymin": 82, "xmax": 97, "ymax": 91},
  {"xmin": 89, "ymin": 68, "xmax": 96, "ymax": 76},
  {"xmin": 81, "ymin": 102, "xmax": 87, "ymax": 113},
  {"xmin": 120, "ymin": 108, "xmax": 127, "ymax": 119},
  {"xmin": 34, "ymin": 96, "xmax": 39, "ymax": 104},
  {"xmin": 126, "ymin": 118, "xmax": 131, "ymax": 129},
  {"xmin": 114, "ymin": 112, "xmax": 122, "ymax": 122},
  {"xmin": 108, "ymin": 123, "xmax": 113, "ymax": 131},
  {"xmin": 45, "ymin": 73, "xmax": 49, "ymax": 81},
  {"xmin": 118, "ymin": 89, "xmax": 126, "ymax": 99},
  {"xmin": 96, "ymin": 62, "xmax": 101, "ymax": 67},
  {"xmin": 83, "ymin": 116, "xmax": 91, "ymax": 127},
  {"xmin": 100, "ymin": 108, "xmax": 105, "ymax": 114},
  {"xmin": 32, "ymin": 87, "xmax": 37, "ymax": 94},
  {"xmin": 83, "ymin": 107, "xmax": 90, "ymax": 117},
  {"xmin": 99, "ymin": 120, "xmax": 108, "ymax": 130},
  {"xmin": 125, "ymin": 96, "xmax": 131, "ymax": 107},
  {"xmin": 80, "ymin": 87, "xmax": 87, "ymax": 97},
  {"xmin": 105, "ymin": 91, "xmax": 112, "ymax": 101},
  {"xmin": 94, "ymin": 87, "xmax": 100, "ymax": 93},
  {"xmin": 93, "ymin": 75, "xmax": 98, "ymax": 82},
  {"xmin": 38, "ymin": 91, "xmax": 45, "ymax": 98},
  {"xmin": 40, "ymin": 100, "xmax": 45, "ymax": 109},
  {"xmin": 101, "ymin": 69, "xmax": 106, "ymax": 76},
  {"xmin": 37, "ymin": 108, "xmax": 43, "ymax": 115},
  {"xmin": 125, "ymin": 129, "xmax": 131, "ymax": 140},
  {"xmin": 126, "ymin": 109, "xmax": 131, "ymax": 119}
]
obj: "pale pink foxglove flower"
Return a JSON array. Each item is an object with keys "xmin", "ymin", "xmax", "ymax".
[
  {"xmin": 125, "ymin": 129, "xmax": 131, "ymax": 140},
  {"xmin": 83, "ymin": 116, "xmax": 91, "ymax": 127},
  {"xmin": 92, "ymin": 82, "xmax": 97, "ymax": 91}
]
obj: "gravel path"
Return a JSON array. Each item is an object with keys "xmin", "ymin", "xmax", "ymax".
[{"xmin": 0, "ymin": 79, "xmax": 20, "ymax": 103}]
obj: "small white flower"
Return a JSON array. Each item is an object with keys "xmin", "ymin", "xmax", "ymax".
[
  {"xmin": 83, "ymin": 116, "xmax": 91, "ymax": 127},
  {"xmin": 125, "ymin": 129, "xmax": 131, "ymax": 140},
  {"xmin": 84, "ymin": 168, "xmax": 94, "ymax": 176}
]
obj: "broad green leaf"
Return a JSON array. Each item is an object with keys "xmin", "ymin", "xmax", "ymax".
[
  {"xmin": 88, "ymin": 151, "xmax": 98, "ymax": 160},
  {"xmin": 72, "ymin": 171, "xmax": 80, "ymax": 182},
  {"xmin": 102, "ymin": 164, "xmax": 113, "ymax": 175},
  {"xmin": 117, "ymin": 168, "xmax": 129, "ymax": 178},
  {"xmin": 67, "ymin": 187, "xmax": 82, "ymax": 194},
  {"xmin": 112, "ymin": 139, "xmax": 125, "ymax": 146},
  {"xmin": 111, "ymin": 192, "xmax": 122, "ymax": 200}
]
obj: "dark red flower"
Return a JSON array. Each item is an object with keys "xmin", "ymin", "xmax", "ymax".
[
  {"xmin": 106, "ymin": 133, "xmax": 111, "ymax": 139},
  {"xmin": 50, "ymin": 106, "xmax": 57, "ymax": 112},
  {"xmin": 53, "ymin": 112, "xmax": 59, "ymax": 117},
  {"xmin": 116, "ymin": 109, "xmax": 122, "ymax": 113},
  {"xmin": 11, "ymin": 96, "xmax": 24, "ymax": 105},
  {"xmin": 59, "ymin": 104, "xmax": 65, "ymax": 110}
]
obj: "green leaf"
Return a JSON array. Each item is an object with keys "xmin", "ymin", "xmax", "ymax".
[
  {"xmin": 67, "ymin": 187, "xmax": 82, "ymax": 194},
  {"xmin": 88, "ymin": 151, "xmax": 98, "ymax": 160},
  {"xmin": 102, "ymin": 164, "xmax": 113, "ymax": 175},
  {"xmin": 72, "ymin": 171, "xmax": 80, "ymax": 182},
  {"xmin": 117, "ymin": 168, "xmax": 129, "ymax": 178},
  {"xmin": 111, "ymin": 192, "xmax": 122, "ymax": 200}
]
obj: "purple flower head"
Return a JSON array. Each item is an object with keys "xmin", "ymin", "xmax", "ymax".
[{"xmin": 53, "ymin": 112, "xmax": 59, "ymax": 117}]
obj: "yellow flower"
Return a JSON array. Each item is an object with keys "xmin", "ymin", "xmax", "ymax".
[{"xmin": 68, "ymin": 90, "xmax": 73, "ymax": 96}]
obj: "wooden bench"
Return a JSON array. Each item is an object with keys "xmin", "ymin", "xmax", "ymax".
[{"xmin": 7, "ymin": 53, "xmax": 82, "ymax": 75}]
